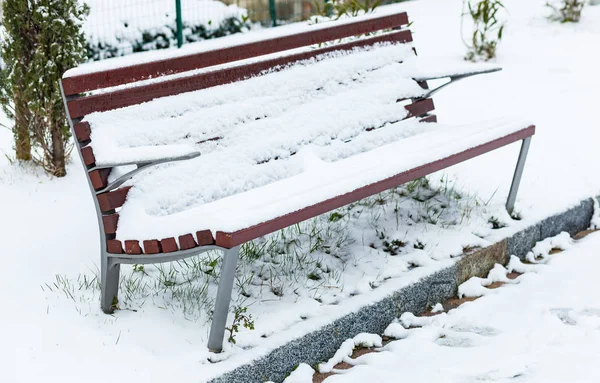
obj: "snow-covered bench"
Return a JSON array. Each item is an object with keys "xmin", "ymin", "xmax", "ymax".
[{"xmin": 60, "ymin": 10, "xmax": 534, "ymax": 352}]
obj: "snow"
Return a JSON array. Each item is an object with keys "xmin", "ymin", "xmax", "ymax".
[
  {"xmin": 83, "ymin": 0, "xmax": 247, "ymax": 57},
  {"xmin": 303, "ymin": 232, "xmax": 600, "ymax": 382},
  {"xmin": 66, "ymin": 6, "xmax": 414, "ymax": 77},
  {"xmin": 82, "ymin": 40, "xmax": 520, "ymax": 241},
  {"xmin": 2, "ymin": 0, "xmax": 600, "ymax": 382},
  {"xmin": 318, "ymin": 333, "xmax": 383, "ymax": 373}
]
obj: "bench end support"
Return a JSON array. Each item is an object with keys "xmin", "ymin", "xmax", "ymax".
[
  {"xmin": 101, "ymin": 257, "xmax": 121, "ymax": 314},
  {"xmin": 506, "ymin": 136, "xmax": 532, "ymax": 215},
  {"xmin": 208, "ymin": 246, "xmax": 241, "ymax": 353}
]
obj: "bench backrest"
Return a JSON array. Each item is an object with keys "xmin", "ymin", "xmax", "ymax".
[{"xmin": 61, "ymin": 11, "xmax": 437, "ymax": 253}]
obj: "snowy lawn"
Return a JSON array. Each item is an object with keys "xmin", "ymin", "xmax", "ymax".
[
  {"xmin": 295, "ymin": 231, "xmax": 600, "ymax": 383},
  {"xmin": 1, "ymin": 0, "xmax": 600, "ymax": 382}
]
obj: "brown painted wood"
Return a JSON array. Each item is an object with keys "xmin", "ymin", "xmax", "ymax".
[
  {"xmin": 66, "ymin": 30, "xmax": 414, "ymax": 118},
  {"xmin": 143, "ymin": 240, "xmax": 162, "ymax": 254},
  {"xmin": 81, "ymin": 146, "xmax": 96, "ymax": 167},
  {"xmin": 420, "ymin": 114, "xmax": 438, "ymax": 123},
  {"xmin": 160, "ymin": 237, "xmax": 178, "ymax": 253},
  {"xmin": 103, "ymin": 214, "xmax": 119, "ymax": 236},
  {"xmin": 96, "ymin": 186, "xmax": 131, "ymax": 213},
  {"xmin": 74, "ymin": 121, "xmax": 91, "ymax": 142},
  {"xmin": 178, "ymin": 234, "xmax": 197, "ymax": 250},
  {"xmin": 196, "ymin": 230, "xmax": 215, "ymax": 246},
  {"xmin": 125, "ymin": 240, "xmax": 143, "ymax": 255},
  {"xmin": 107, "ymin": 240, "xmax": 123, "ymax": 254},
  {"xmin": 89, "ymin": 168, "xmax": 111, "ymax": 190},
  {"xmin": 62, "ymin": 13, "xmax": 409, "ymax": 96},
  {"xmin": 215, "ymin": 126, "xmax": 536, "ymax": 248},
  {"xmin": 405, "ymin": 98, "xmax": 435, "ymax": 118}
]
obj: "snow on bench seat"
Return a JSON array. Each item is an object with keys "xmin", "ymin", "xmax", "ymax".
[{"xmin": 115, "ymin": 118, "xmax": 533, "ymax": 248}]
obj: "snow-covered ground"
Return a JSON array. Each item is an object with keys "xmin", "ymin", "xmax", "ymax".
[
  {"xmin": 1, "ymin": 0, "xmax": 600, "ymax": 382},
  {"xmin": 292, "ymin": 231, "xmax": 600, "ymax": 383}
]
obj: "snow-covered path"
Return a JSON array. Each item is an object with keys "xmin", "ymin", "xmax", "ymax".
[{"xmin": 304, "ymin": 231, "xmax": 600, "ymax": 383}]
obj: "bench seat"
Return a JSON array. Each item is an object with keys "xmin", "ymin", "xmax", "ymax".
[{"xmin": 116, "ymin": 117, "xmax": 533, "ymax": 249}]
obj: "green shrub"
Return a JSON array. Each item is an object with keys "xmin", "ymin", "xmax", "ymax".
[
  {"xmin": 546, "ymin": 0, "xmax": 585, "ymax": 23},
  {"xmin": 463, "ymin": 0, "xmax": 506, "ymax": 62}
]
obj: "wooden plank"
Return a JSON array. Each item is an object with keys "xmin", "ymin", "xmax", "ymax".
[
  {"xmin": 89, "ymin": 168, "xmax": 111, "ymax": 191},
  {"xmin": 404, "ymin": 98, "xmax": 435, "ymax": 118},
  {"xmin": 196, "ymin": 230, "xmax": 215, "ymax": 246},
  {"xmin": 215, "ymin": 126, "xmax": 536, "ymax": 248},
  {"xmin": 107, "ymin": 239, "xmax": 123, "ymax": 254},
  {"xmin": 125, "ymin": 240, "xmax": 143, "ymax": 255},
  {"xmin": 61, "ymin": 13, "xmax": 410, "ymax": 96},
  {"xmin": 160, "ymin": 237, "xmax": 178, "ymax": 253},
  {"xmin": 179, "ymin": 234, "xmax": 197, "ymax": 250},
  {"xmin": 74, "ymin": 121, "xmax": 91, "ymax": 142},
  {"xmin": 96, "ymin": 186, "xmax": 131, "ymax": 213},
  {"xmin": 66, "ymin": 30, "xmax": 414, "ymax": 118},
  {"xmin": 420, "ymin": 114, "xmax": 438, "ymax": 123},
  {"xmin": 143, "ymin": 240, "xmax": 162, "ymax": 254},
  {"xmin": 103, "ymin": 214, "xmax": 119, "ymax": 235},
  {"xmin": 81, "ymin": 146, "xmax": 96, "ymax": 167}
]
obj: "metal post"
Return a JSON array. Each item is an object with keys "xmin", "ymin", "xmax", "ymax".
[
  {"xmin": 269, "ymin": 0, "xmax": 277, "ymax": 27},
  {"xmin": 506, "ymin": 137, "xmax": 532, "ymax": 215},
  {"xmin": 208, "ymin": 246, "xmax": 240, "ymax": 352},
  {"xmin": 175, "ymin": 0, "xmax": 183, "ymax": 48},
  {"xmin": 101, "ymin": 257, "xmax": 121, "ymax": 313}
]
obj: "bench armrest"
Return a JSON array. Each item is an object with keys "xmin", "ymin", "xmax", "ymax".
[
  {"xmin": 92, "ymin": 151, "xmax": 201, "ymax": 194},
  {"xmin": 407, "ymin": 58, "xmax": 502, "ymax": 99}
]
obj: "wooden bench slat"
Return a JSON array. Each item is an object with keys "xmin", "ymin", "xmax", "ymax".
[
  {"xmin": 125, "ymin": 240, "xmax": 143, "ymax": 255},
  {"xmin": 103, "ymin": 214, "xmax": 119, "ymax": 236},
  {"xmin": 143, "ymin": 240, "xmax": 162, "ymax": 254},
  {"xmin": 96, "ymin": 186, "xmax": 131, "ymax": 213},
  {"xmin": 160, "ymin": 237, "xmax": 179, "ymax": 253},
  {"xmin": 74, "ymin": 121, "xmax": 91, "ymax": 142},
  {"xmin": 214, "ymin": 126, "xmax": 536, "ymax": 248},
  {"xmin": 66, "ymin": 30, "xmax": 413, "ymax": 118},
  {"xmin": 107, "ymin": 239, "xmax": 124, "ymax": 254},
  {"xmin": 81, "ymin": 146, "xmax": 96, "ymax": 167},
  {"xmin": 62, "ymin": 12, "xmax": 409, "ymax": 96}
]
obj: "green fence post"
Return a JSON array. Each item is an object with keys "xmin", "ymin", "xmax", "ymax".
[
  {"xmin": 269, "ymin": 0, "xmax": 277, "ymax": 27},
  {"xmin": 175, "ymin": 0, "xmax": 183, "ymax": 48}
]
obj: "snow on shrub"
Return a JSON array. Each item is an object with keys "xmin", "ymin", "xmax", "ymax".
[
  {"xmin": 462, "ymin": 0, "xmax": 506, "ymax": 62},
  {"xmin": 546, "ymin": 0, "xmax": 585, "ymax": 23},
  {"xmin": 83, "ymin": 0, "xmax": 250, "ymax": 61}
]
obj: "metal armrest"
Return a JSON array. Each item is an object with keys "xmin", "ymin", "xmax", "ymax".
[
  {"xmin": 92, "ymin": 152, "xmax": 201, "ymax": 194},
  {"xmin": 414, "ymin": 67, "xmax": 502, "ymax": 100}
]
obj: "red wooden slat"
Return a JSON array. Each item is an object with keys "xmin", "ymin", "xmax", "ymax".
[
  {"xmin": 215, "ymin": 126, "xmax": 536, "ymax": 248},
  {"xmin": 81, "ymin": 146, "xmax": 96, "ymax": 167},
  {"xmin": 96, "ymin": 186, "xmax": 131, "ymax": 213},
  {"xmin": 196, "ymin": 230, "xmax": 215, "ymax": 246},
  {"xmin": 89, "ymin": 168, "xmax": 111, "ymax": 190},
  {"xmin": 62, "ymin": 13, "xmax": 409, "ymax": 96},
  {"xmin": 125, "ymin": 240, "xmax": 143, "ymax": 255},
  {"xmin": 179, "ymin": 234, "xmax": 197, "ymax": 250},
  {"xmin": 74, "ymin": 121, "xmax": 91, "ymax": 142},
  {"xmin": 143, "ymin": 240, "xmax": 162, "ymax": 254},
  {"xmin": 66, "ymin": 30, "xmax": 414, "ymax": 118},
  {"xmin": 103, "ymin": 214, "xmax": 119, "ymax": 235},
  {"xmin": 420, "ymin": 114, "xmax": 438, "ymax": 123},
  {"xmin": 405, "ymin": 98, "xmax": 435, "ymax": 118},
  {"xmin": 160, "ymin": 238, "xmax": 178, "ymax": 253},
  {"xmin": 107, "ymin": 240, "xmax": 123, "ymax": 254}
]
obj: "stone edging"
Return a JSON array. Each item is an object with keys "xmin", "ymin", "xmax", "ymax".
[{"xmin": 211, "ymin": 198, "xmax": 595, "ymax": 383}]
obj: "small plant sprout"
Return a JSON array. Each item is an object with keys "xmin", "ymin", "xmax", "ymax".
[
  {"xmin": 546, "ymin": 0, "xmax": 585, "ymax": 23},
  {"xmin": 462, "ymin": 0, "xmax": 507, "ymax": 61},
  {"xmin": 226, "ymin": 306, "xmax": 255, "ymax": 345}
]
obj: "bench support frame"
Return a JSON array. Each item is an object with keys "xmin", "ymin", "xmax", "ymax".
[{"xmin": 506, "ymin": 136, "xmax": 532, "ymax": 215}]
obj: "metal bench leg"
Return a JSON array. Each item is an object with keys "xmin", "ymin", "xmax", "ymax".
[
  {"xmin": 506, "ymin": 136, "xmax": 532, "ymax": 215},
  {"xmin": 100, "ymin": 255, "xmax": 121, "ymax": 313},
  {"xmin": 208, "ymin": 246, "xmax": 240, "ymax": 353}
]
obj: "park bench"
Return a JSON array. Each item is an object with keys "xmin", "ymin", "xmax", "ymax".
[{"xmin": 60, "ymin": 9, "xmax": 534, "ymax": 353}]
